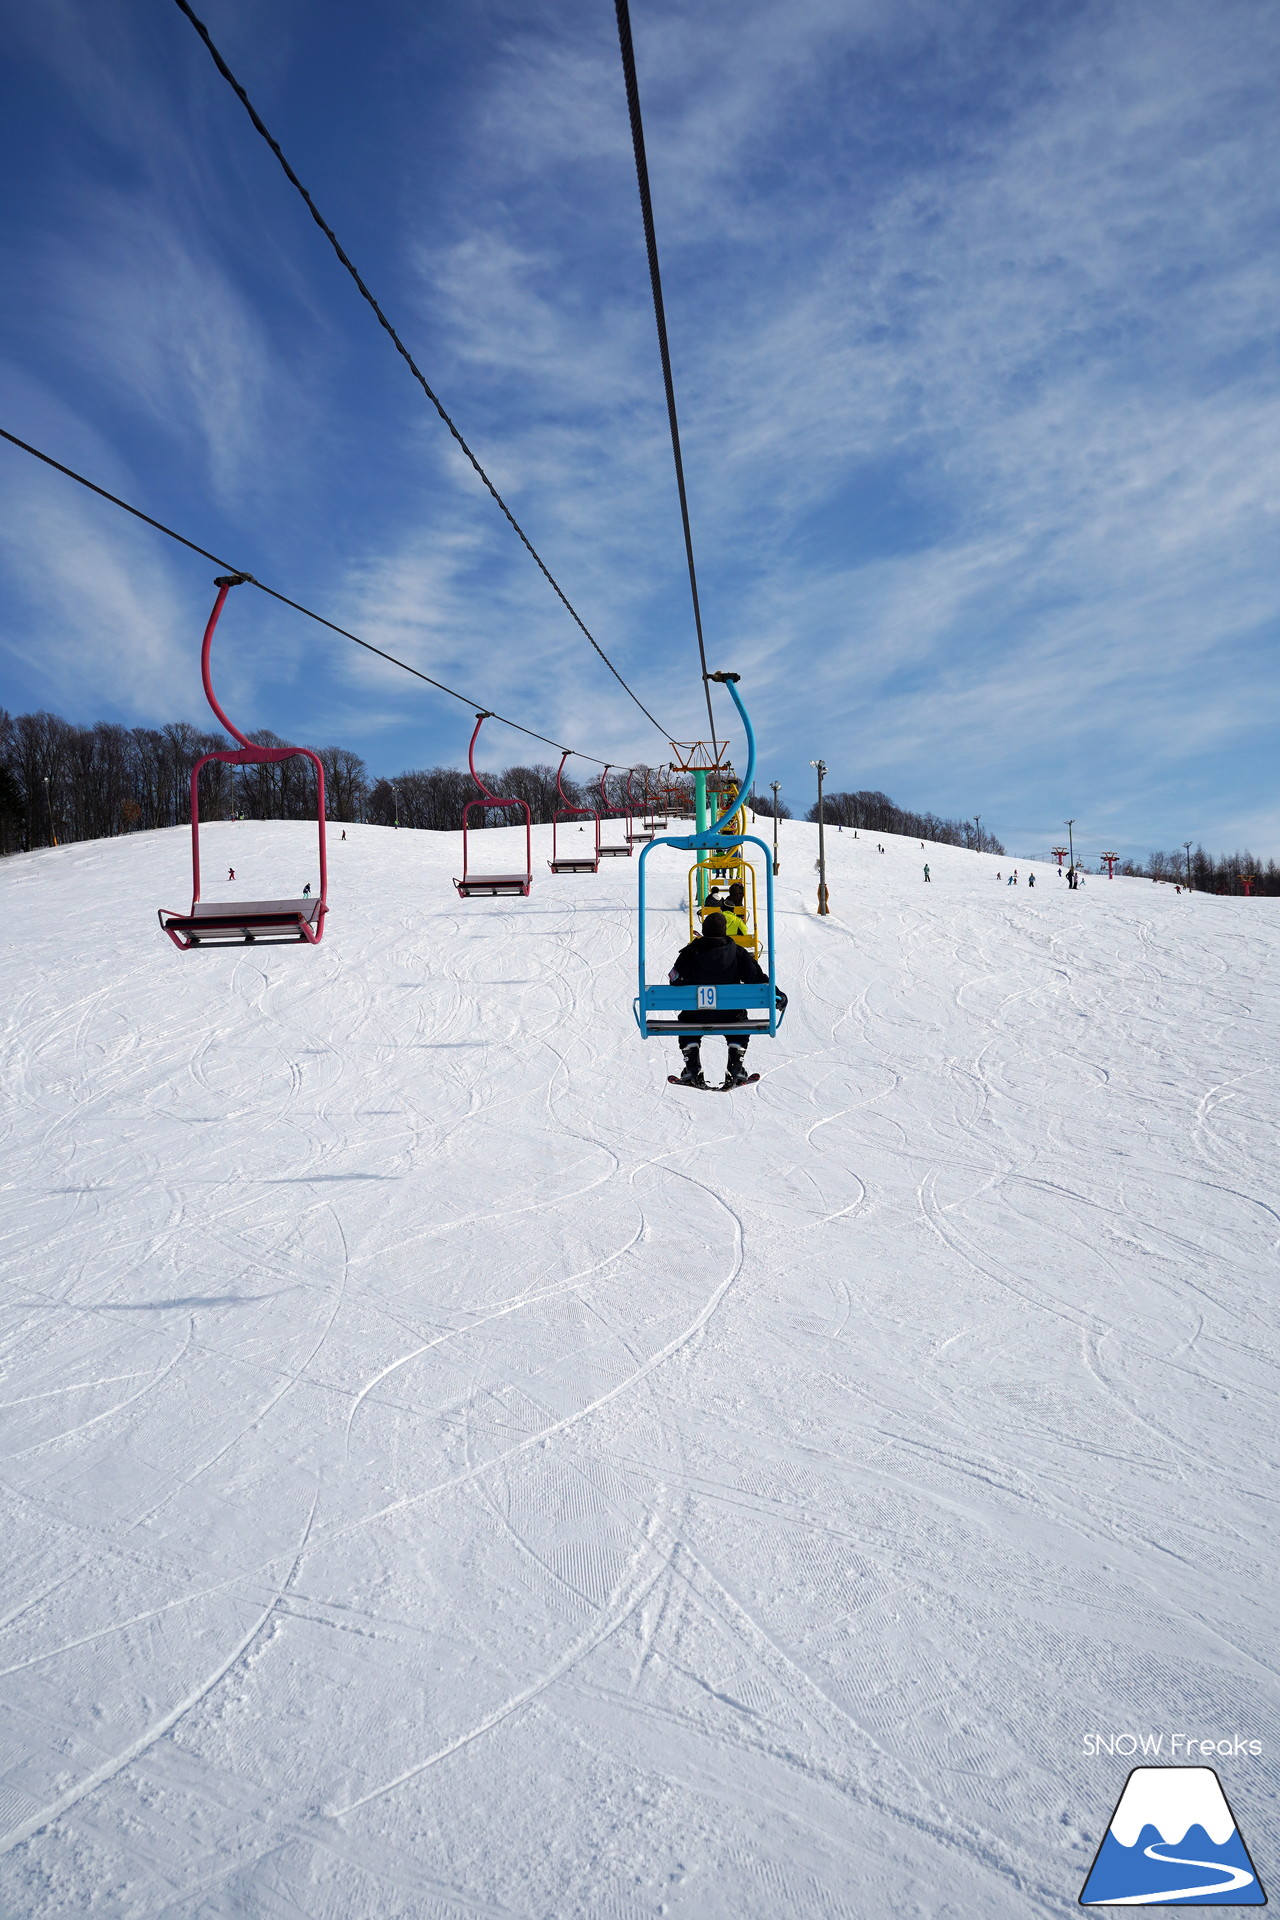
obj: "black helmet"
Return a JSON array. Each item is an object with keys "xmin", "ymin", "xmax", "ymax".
[{"xmin": 702, "ymin": 911, "xmax": 727, "ymax": 937}]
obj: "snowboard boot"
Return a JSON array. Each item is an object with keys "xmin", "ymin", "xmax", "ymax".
[
  {"xmin": 724, "ymin": 1045, "xmax": 751, "ymax": 1089},
  {"xmin": 677, "ymin": 1044, "xmax": 707, "ymax": 1089}
]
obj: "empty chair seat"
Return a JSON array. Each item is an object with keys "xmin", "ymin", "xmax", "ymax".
[
  {"xmin": 159, "ymin": 575, "xmax": 330, "ymax": 955},
  {"xmin": 455, "ymin": 873, "xmax": 532, "ymax": 898},
  {"xmin": 160, "ymin": 898, "xmax": 325, "ymax": 948}
]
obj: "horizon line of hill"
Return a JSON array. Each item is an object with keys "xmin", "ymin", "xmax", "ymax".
[{"xmin": 4, "ymin": 705, "xmax": 1276, "ymax": 893}]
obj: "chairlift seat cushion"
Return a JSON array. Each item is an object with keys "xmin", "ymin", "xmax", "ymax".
[
  {"xmin": 185, "ymin": 898, "xmax": 321, "ymax": 922},
  {"xmin": 640, "ymin": 1017, "xmax": 771, "ymax": 1035}
]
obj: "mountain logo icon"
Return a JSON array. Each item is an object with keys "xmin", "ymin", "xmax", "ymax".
[{"xmin": 1080, "ymin": 1766, "xmax": 1266, "ymax": 1905}]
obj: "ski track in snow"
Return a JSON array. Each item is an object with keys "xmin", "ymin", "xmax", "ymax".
[{"xmin": 0, "ymin": 818, "xmax": 1277, "ymax": 1917}]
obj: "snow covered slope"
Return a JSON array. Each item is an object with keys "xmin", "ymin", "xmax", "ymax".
[{"xmin": 1, "ymin": 819, "xmax": 1277, "ymax": 1917}]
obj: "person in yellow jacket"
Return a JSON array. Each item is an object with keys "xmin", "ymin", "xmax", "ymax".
[
  {"xmin": 699, "ymin": 885, "xmax": 748, "ymax": 943},
  {"xmin": 722, "ymin": 881, "xmax": 752, "ymax": 946}
]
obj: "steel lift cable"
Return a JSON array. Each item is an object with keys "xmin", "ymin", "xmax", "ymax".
[
  {"xmin": 0, "ymin": 425, "xmax": 635, "ymax": 773},
  {"xmin": 171, "ymin": 0, "xmax": 674, "ymax": 743},
  {"xmin": 613, "ymin": 0, "xmax": 718, "ymax": 752}
]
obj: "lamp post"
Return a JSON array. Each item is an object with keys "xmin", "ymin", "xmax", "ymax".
[
  {"xmin": 43, "ymin": 775, "xmax": 58, "ymax": 848},
  {"xmin": 1184, "ymin": 840, "xmax": 1193, "ymax": 890},
  {"xmin": 1065, "ymin": 818, "xmax": 1075, "ymax": 875},
  {"xmin": 810, "ymin": 759, "xmax": 829, "ymax": 915},
  {"xmin": 771, "ymin": 781, "xmax": 781, "ymax": 876},
  {"xmin": 974, "ymin": 815, "xmax": 981, "ymax": 853},
  {"xmin": 391, "ymin": 781, "xmax": 400, "ymax": 829}
]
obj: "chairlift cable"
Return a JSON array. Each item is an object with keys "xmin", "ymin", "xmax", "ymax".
[
  {"xmin": 613, "ymin": 0, "xmax": 719, "ymax": 752},
  {"xmin": 0, "ymin": 425, "xmax": 640, "ymax": 773},
  {"xmin": 171, "ymin": 0, "xmax": 672, "ymax": 742}
]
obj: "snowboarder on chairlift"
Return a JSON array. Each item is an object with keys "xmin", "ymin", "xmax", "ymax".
[
  {"xmin": 669, "ymin": 911, "xmax": 785, "ymax": 1090},
  {"xmin": 720, "ymin": 880, "xmax": 751, "ymax": 944}
]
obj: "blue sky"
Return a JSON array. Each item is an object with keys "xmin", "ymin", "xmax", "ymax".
[{"xmin": 1, "ymin": 0, "xmax": 1278, "ymax": 862}]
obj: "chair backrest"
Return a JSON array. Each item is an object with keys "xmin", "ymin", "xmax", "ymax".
[
  {"xmin": 185, "ymin": 577, "xmax": 328, "ymax": 920},
  {"xmin": 459, "ymin": 713, "xmax": 532, "ymax": 884}
]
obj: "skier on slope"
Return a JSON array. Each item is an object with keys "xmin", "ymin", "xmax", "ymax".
[{"xmin": 668, "ymin": 911, "xmax": 786, "ymax": 1090}]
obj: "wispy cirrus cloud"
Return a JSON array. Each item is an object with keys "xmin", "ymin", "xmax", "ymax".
[
  {"xmin": 388, "ymin": 0, "xmax": 1280, "ymax": 850},
  {"xmin": 2, "ymin": 0, "xmax": 1277, "ymax": 856}
]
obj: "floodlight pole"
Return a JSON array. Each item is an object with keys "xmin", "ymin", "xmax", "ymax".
[
  {"xmin": 771, "ymin": 781, "xmax": 781, "ymax": 875},
  {"xmin": 1184, "ymin": 840, "xmax": 1193, "ymax": 890},
  {"xmin": 974, "ymin": 815, "xmax": 981, "ymax": 853},
  {"xmin": 811, "ymin": 759, "xmax": 829, "ymax": 914},
  {"xmin": 391, "ymin": 781, "xmax": 400, "ymax": 829},
  {"xmin": 1066, "ymin": 818, "xmax": 1075, "ymax": 873},
  {"xmin": 43, "ymin": 774, "xmax": 58, "ymax": 847}
]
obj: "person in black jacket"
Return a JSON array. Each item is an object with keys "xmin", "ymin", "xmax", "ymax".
[{"xmin": 668, "ymin": 912, "xmax": 786, "ymax": 1088}]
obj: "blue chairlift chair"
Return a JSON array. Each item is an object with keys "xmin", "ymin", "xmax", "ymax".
[{"xmin": 634, "ymin": 674, "xmax": 785, "ymax": 1042}]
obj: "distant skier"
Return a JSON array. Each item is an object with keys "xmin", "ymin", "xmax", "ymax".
[
  {"xmin": 668, "ymin": 911, "xmax": 786, "ymax": 1090},
  {"xmin": 227, "ymin": 867, "xmax": 235, "ymax": 880},
  {"xmin": 923, "ymin": 864, "xmax": 931, "ymax": 882},
  {"xmin": 1027, "ymin": 873, "xmax": 1035, "ymax": 888},
  {"xmin": 341, "ymin": 829, "xmax": 347, "ymax": 841},
  {"xmin": 302, "ymin": 882, "xmax": 311, "ymax": 897}
]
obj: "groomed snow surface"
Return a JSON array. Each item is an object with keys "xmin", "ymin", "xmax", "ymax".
[{"xmin": 1, "ymin": 819, "xmax": 1276, "ymax": 1918}]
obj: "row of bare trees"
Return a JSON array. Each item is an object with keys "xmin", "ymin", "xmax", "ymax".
[
  {"xmin": 804, "ymin": 786, "xmax": 1006, "ymax": 854},
  {"xmin": 0, "ymin": 710, "xmax": 682, "ymax": 858},
  {"xmin": 0, "ymin": 708, "xmax": 368, "ymax": 857},
  {"xmin": 1114, "ymin": 847, "xmax": 1280, "ymax": 896},
  {"xmin": 365, "ymin": 764, "xmax": 672, "ymax": 832}
]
